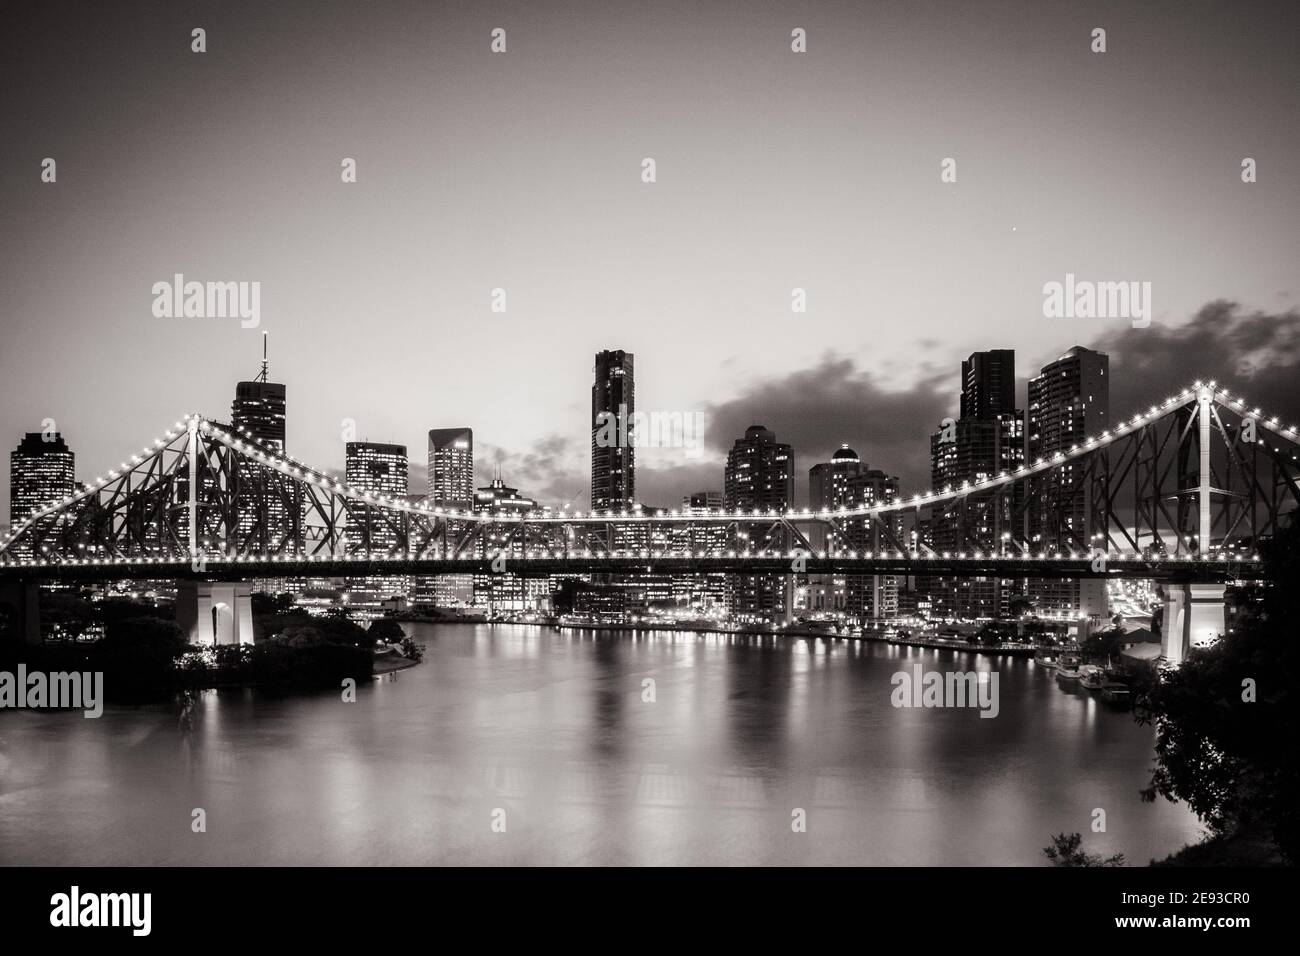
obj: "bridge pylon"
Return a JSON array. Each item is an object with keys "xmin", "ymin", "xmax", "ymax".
[
  {"xmin": 1159, "ymin": 581, "xmax": 1226, "ymax": 667},
  {"xmin": 176, "ymin": 581, "xmax": 255, "ymax": 646}
]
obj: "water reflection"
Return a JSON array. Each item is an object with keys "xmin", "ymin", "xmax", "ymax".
[{"xmin": 0, "ymin": 623, "xmax": 1202, "ymax": 865}]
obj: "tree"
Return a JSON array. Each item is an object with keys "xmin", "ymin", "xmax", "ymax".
[
  {"xmin": 1135, "ymin": 517, "xmax": 1300, "ymax": 862},
  {"xmin": 368, "ymin": 618, "xmax": 406, "ymax": 644},
  {"xmin": 1043, "ymin": 832, "xmax": 1125, "ymax": 867}
]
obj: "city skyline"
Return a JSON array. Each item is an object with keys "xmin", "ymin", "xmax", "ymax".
[
  {"xmin": 3, "ymin": 0, "xmax": 1298, "ymax": 517},
  {"xmin": 2, "ymin": 0, "xmax": 1297, "ymax": 886}
]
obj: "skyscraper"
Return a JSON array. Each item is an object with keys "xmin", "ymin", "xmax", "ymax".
[
  {"xmin": 344, "ymin": 441, "xmax": 409, "ymax": 607},
  {"xmin": 724, "ymin": 425, "xmax": 794, "ymax": 623},
  {"xmin": 9, "ymin": 432, "xmax": 75, "ymax": 558},
  {"xmin": 591, "ymin": 349, "xmax": 635, "ymax": 511},
  {"xmin": 1027, "ymin": 345, "xmax": 1110, "ymax": 618},
  {"xmin": 427, "ymin": 428, "xmax": 474, "ymax": 507},
  {"xmin": 926, "ymin": 350, "xmax": 1026, "ymax": 620},
  {"xmin": 231, "ymin": 334, "xmax": 286, "ymax": 452},
  {"xmin": 419, "ymin": 428, "xmax": 475, "ymax": 608},
  {"xmin": 344, "ymin": 441, "xmax": 408, "ymax": 555},
  {"xmin": 960, "ymin": 349, "xmax": 1017, "ymax": 422},
  {"xmin": 230, "ymin": 334, "xmax": 294, "ymax": 560}
]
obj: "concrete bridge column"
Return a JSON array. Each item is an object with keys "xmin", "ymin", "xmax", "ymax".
[
  {"xmin": 176, "ymin": 581, "xmax": 255, "ymax": 646},
  {"xmin": 1159, "ymin": 582, "xmax": 1226, "ymax": 666},
  {"xmin": 0, "ymin": 579, "xmax": 41, "ymax": 645}
]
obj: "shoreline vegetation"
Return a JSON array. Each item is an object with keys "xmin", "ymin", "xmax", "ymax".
[{"xmin": 0, "ymin": 592, "xmax": 419, "ymax": 702}]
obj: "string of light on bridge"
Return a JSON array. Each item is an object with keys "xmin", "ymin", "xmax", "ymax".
[{"xmin": 1, "ymin": 380, "xmax": 1296, "ymax": 563}]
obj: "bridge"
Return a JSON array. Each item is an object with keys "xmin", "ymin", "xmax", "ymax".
[{"xmin": 1, "ymin": 382, "xmax": 1296, "ymax": 666}]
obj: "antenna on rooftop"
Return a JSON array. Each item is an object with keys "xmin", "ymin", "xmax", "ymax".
[{"xmin": 256, "ymin": 331, "xmax": 269, "ymax": 383}]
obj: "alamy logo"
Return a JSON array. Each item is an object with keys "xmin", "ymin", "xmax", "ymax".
[
  {"xmin": 594, "ymin": 403, "xmax": 705, "ymax": 459},
  {"xmin": 151, "ymin": 274, "xmax": 261, "ymax": 328},
  {"xmin": 0, "ymin": 666, "xmax": 103, "ymax": 718},
  {"xmin": 890, "ymin": 664, "xmax": 999, "ymax": 718},
  {"xmin": 50, "ymin": 886, "xmax": 151, "ymax": 936},
  {"xmin": 1042, "ymin": 273, "xmax": 1151, "ymax": 328}
]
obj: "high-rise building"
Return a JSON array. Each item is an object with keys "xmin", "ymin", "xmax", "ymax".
[
  {"xmin": 925, "ymin": 350, "xmax": 1026, "ymax": 620},
  {"xmin": 9, "ymin": 432, "xmax": 76, "ymax": 558},
  {"xmin": 724, "ymin": 425, "xmax": 794, "ymax": 623},
  {"xmin": 345, "ymin": 441, "xmax": 409, "ymax": 548},
  {"xmin": 419, "ymin": 428, "xmax": 475, "ymax": 608},
  {"xmin": 591, "ymin": 349, "xmax": 635, "ymax": 511},
  {"xmin": 960, "ymin": 349, "xmax": 1017, "ymax": 422},
  {"xmin": 725, "ymin": 426, "xmax": 793, "ymax": 510},
  {"xmin": 427, "ymin": 428, "xmax": 474, "ymax": 507},
  {"xmin": 344, "ymin": 441, "xmax": 409, "ymax": 607},
  {"xmin": 806, "ymin": 446, "xmax": 900, "ymax": 620},
  {"xmin": 1027, "ymin": 346, "xmax": 1110, "ymax": 618},
  {"xmin": 231, "ymin": 335, "xmax": 286, "ymax": 453},
  {"xmin": 230, "ymin": 335, "xmax": 294, "ymax": 563}
]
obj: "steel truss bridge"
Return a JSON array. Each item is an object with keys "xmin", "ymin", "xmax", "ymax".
[
  {"xmin": 0, "ymin": 381, "xmax": 1296, "ymax": 580},
  {"xmin": 0, "ymin": 381, "xmax": 1297, "ymax": 661}
]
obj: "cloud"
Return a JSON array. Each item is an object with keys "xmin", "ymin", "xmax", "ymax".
[
  {"xmin": 1086, "ymin": 301, "xmax": 1300, "ymax": 424},
  {"xmin": 699, "ymin": 355, "xmax": 953, "ymax": 499}
]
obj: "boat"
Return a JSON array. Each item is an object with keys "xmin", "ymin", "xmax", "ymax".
[
  {"xmin": 1080, "ymin": 664, "xmax": 1106, "ymax": 691},
  {"xmin": 1101, "ymin": 681, "xmax": 1132, "ymax": 708},
  {"xmin": 1055, "ymin": 651, "xmax": 1083, "ymax": 683},
  {"xmin": 1033, "ymin": 648, "xmax": 1061, "ymax": 670}
]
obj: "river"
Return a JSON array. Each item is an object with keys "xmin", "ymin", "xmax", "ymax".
[{"xmin": 0, "ymin": 623, "xmax": 1203, "ymax": 865}]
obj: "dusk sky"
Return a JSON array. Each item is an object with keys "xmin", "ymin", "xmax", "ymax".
[{"xmin": 2, "ymin": 0, "xmax": 1297, "ymax": 519}]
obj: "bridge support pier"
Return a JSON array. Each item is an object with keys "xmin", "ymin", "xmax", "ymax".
[
  {"xmin": 1159, "ymin": 582, "xmax": 1226, "ymax": 666},
  {"xmin": 0, "ymin": 580, "xmax": 41, "ymax": 645},
  {"xmin": 177, "ymin": 581, "xmax": 255, "ymax": 646}
]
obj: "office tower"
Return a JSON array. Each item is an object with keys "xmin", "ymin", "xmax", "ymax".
[
  {"xmin": 1027, "ymin": 346, "xmax": 1110, "ymax": 618},
  {"xmin": 345, "ymin": 441, "xmax": 409, "ymax": 551},
  {"xmin": 724, "ymin": 425, "xmax": 794, "ymax": 623},
  {"xmin": 231, "ymin": 334, "xmax": 286, "ymax": 452},
  {"xmin": 427, "ymin": 428, "xmax": 474, "ymax": 507},
  {"xmin": 591, "ymin": 349, "xmax": 635, "ymax": 511},
  {"xmin": 230, "ymin": 336, "xmax": 295, "ymax": 565},
  {"xmin": 422, "ymin": 428, "xmax": 475, "ymax": 607},
  {"xmin": 343, "ymin": 441, "xmax": 409, "ymax": 608},
  {"xmin": 926, "ymin": 350, "xmax": 1026, "ymax": 620},
  {"xmin": 9, "ymin": 432, "xmax": 76, "ymax": 558}
]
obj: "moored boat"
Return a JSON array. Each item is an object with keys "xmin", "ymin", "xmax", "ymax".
[
  {"xmin": 1079, "ymin": 664, "xmax": 1105, "ymax": 691},
  {"xmin": 1055, "ymin": 651, "xmax": 1083, "ymax": 683}
]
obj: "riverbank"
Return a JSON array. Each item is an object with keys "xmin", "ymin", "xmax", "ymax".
[
  {"xmin": 372, "ymin": 647, "xmax": 420, "ymax": 674},
  {"xmin": 546, "ymin": 619, "xmax": 1034, "ymax": 656}
]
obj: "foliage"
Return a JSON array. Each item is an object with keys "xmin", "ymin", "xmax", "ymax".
[
  {"xmin": 1134, "ymin": 518, "xmax": 1300, "ymax": 863},
  {"xmin": 1043, "ymin": 832, "xmax": 1125, "ymax": 867},
  {"xmin": 367, "ymin": 617, "xmax": 406, "ymax": 644}
]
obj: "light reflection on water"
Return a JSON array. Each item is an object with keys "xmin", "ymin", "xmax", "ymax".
[{"xmin": 0, "ymin": 623, "xmax": 1202, "ymax": 865}]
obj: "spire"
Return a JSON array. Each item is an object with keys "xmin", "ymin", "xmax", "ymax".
[{"xmin": 256, "ymin": 331, "xmax": 269, "ymax": 383}]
